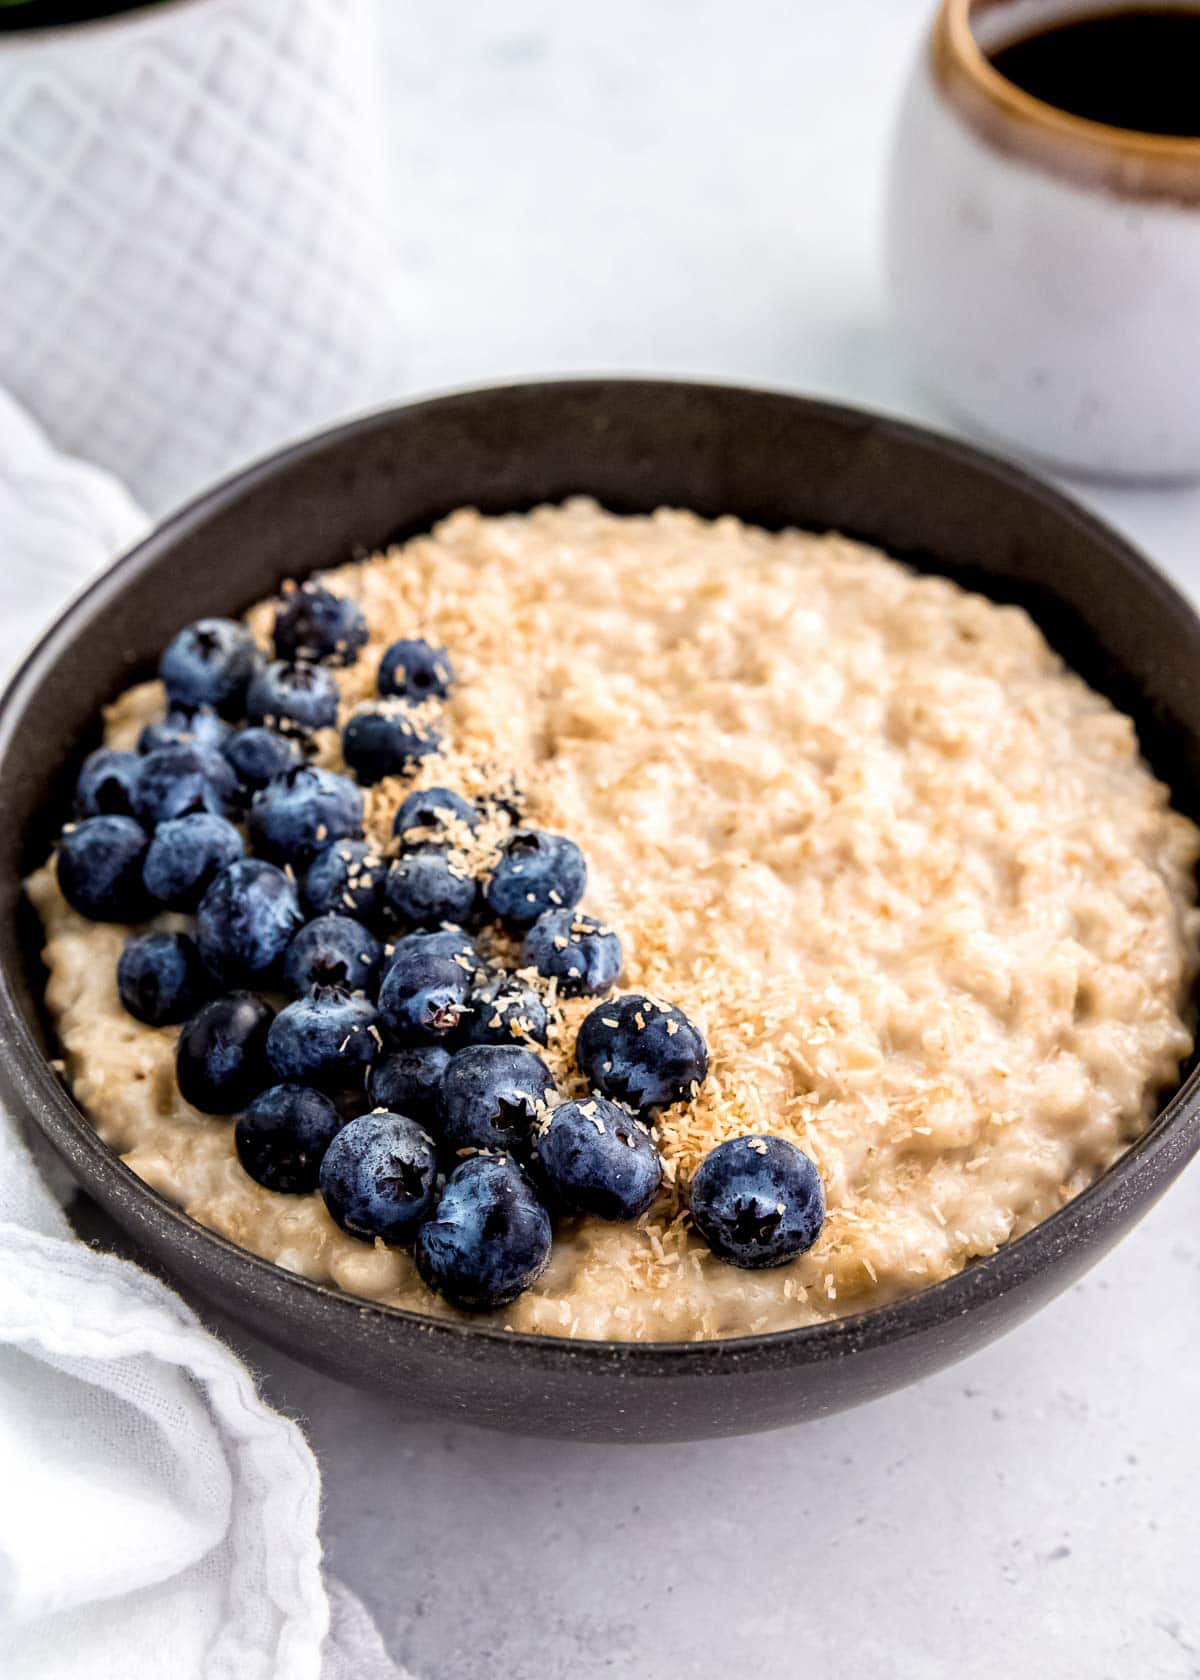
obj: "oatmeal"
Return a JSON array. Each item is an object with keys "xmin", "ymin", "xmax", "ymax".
[{"xmin": 28, "ymin": 500, "xmax": 1200, "ymax": 1339}]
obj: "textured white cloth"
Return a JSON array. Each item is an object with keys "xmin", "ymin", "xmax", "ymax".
[
  {"xmin": 0, "ymin": 0, "xmax": 397, "ymax": 513},
  {"xmin": 0, "ymin": 389, "xmax": 403, "ymax": 1680}
]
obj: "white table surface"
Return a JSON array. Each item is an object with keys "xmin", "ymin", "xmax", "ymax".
[{"xmin": 22, "ymin": 1, "xmax": 1200, "ymax": 1675}]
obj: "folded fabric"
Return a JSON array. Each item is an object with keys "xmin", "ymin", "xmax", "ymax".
[{"xmin": 0, "ymin": 387, "xmax": 403, "ymax": 1680}]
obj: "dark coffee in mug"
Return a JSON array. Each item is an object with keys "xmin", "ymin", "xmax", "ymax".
[{"xmin": 989, "ymin": 8, "xmax": 1200, "ymax": 137}]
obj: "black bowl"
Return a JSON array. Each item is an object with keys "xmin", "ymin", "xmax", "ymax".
[{"xmin": 2, "ymin": 379, "xmax": 1198, "ymax": 1443}]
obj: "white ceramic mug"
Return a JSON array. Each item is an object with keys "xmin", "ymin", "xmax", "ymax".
[
  {"xmin": 0, "ymin": 0, "xmax": 397, "ymax": 512},
  {"xmin": 886, "ymin": 0, "xmax": 1200, "ymax": 481}
]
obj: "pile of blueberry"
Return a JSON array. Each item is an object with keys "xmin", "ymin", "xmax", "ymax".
[{"xmin": 55, "ymin": 578, "xmax": 826, "ymax": 1311}]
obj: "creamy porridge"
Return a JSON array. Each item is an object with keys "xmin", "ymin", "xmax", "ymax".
[{"xmin": 29, "ymin": 500, "xmax": 1200, "ymax": 1339}]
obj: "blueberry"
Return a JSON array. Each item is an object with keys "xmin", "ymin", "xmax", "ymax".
[
  {"xmin": 302, "ymin": 839, "xmax": 388, "ymax": 922},
  {"xmin": 134, "ymin": 743, "xmax": 238, "ymax": 827},
  {"xmin": 75, "ymin": 748, "xmax": 141, "ymax": 818},
  {"xmin": 137, "ymin": 720, "xmax": 181, "ymax": 756},
  {"xmin": 376, "ymin": 933, "xmax": 473, "ymax": 1044},
  {"xmin": 393, "ymin": 785, "xmax": 479, "ymax": 845},
  {"xmin": 440, "ymin": 1043, "xmax": 554, "ymax": 1157},
  {"xmin": 319, "ymin": 1110, "xmax": 438, "ymax": 1244},
  {"xmin": 522, "ymin": 909, "xmax": 621, "ymax": 997},
  {"xmin": 534, "ymin": 1096, "xmax": 662, "ymax": 1220},
  {"xmin": 415, "ymin": 1154, "xmax": 551, "ymax": 1311},
  {"xmin": 383, "ymin": 848, "xmax": 477, "ymax": 930},
  {"xmin": 235, "ymin": 1083, "xmax": 344, "ymax": 1193},
  {"xmin": 142, "ymin": 812, "xmax": 244, "ymax": 909},
  {"xmin": 368, "ymin": 1045, "xmax": 451, "ymax": 1130},
  {"xmin": 688, "ymin": 1135, "xmax": 825, "ymax": 1269},
  {"xmin": 57, "ymin": 815, "xmax": 149, "ymax": 922},
  {"xmin": 463, "ymin": 971, "xmax": 550, "ymax": 1048},
  {"xmin": 483, "ymin": 830, "xmax": 586, "ymax": 929},
  {"xmin": 195, "ymin": 858, "xmax": 304, "ymax": 986},
  {"xmin": 576, "ymin": 993, "xmax": 708, "ymax": 1116},
  {"xmin": 274, "ymin": 582, "xmax": 368, "ymax": 667},
  {"xmin": 266, "ymin": 987, "xmax": 380, "ymax": 1089},
  {"xmin": 283, "ymin": 913, "xmax": 381, "ymax": 996},
  {"xmin": 248, "ymin": 765, "xmax": 363, "ymax": 867},
  {"xmin": 387, "ymin": 927, "xmax": 483, "ymax": 974},
  {"xmin": 222, "ymin": 725, "xmax": 304, "ymax": 791},
  {"xmin": 377, "ymin": 638, "xmax": 455, "ymax": 703},
  {"xmin": 342, "ymin": 701, "xmax": 439, "ymax": 786},
  {"xmin": 138, "ymin": 705, "xmax": 230, "ymax": 755},
  {"xmin": 246, "ymin": 660, "xmax": 340, "ymax": 736},
  {"xmin": 117, "ymin": 931, "xmax": 208, "ymax": 1026},
  {"xmin": 160, "ymin": 618, "xmax": 257, "ymax": 715},
  {"xmin": 176, "ymin": 991, "xmax": 274, "ymax": 1114}
]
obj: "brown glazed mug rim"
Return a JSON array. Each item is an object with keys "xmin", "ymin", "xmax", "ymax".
[{"xmin": 933, "ymin": 0, "xmax": 1200, "ymax": 203}]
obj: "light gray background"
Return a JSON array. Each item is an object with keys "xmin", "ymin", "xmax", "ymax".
[{"xmin": 36, "ymin": 1, "xmax": 1200, "ymax": 1675}]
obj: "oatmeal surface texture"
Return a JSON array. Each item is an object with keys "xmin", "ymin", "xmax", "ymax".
[{"xmin": 30, "ymin": 500, "xmax": 1200, "ymax": 1340}]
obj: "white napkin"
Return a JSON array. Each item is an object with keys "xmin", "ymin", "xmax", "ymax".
[{"xmin": 0, "ymin": 390, "xmax": 404, "ymax": 1680}]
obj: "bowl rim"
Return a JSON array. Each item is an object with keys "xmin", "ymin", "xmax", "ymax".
[{"xmin": 4, "ymin": 374, "xmax": 1199, "ymax": 1373}]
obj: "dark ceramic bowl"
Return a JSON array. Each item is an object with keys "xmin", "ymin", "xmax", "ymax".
[{"xmin": 2, "ymin": 380, "xmax": 1198, "ymax": 1443}]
